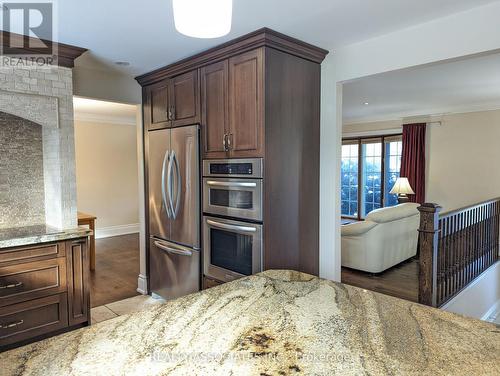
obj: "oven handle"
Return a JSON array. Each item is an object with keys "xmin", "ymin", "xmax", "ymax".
[
  {"xmin": 206, "ymin": 181, "xmax": 257, "ymax": 188},
  {"xmin": 206, "ymin": 219, "xmax": 257, "ymax": 233},
  {"xmin": 154, "ymin": 240, "xmax": 192, "ymax": 257}
]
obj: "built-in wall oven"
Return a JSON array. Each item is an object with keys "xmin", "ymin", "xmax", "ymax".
[
  {"xmin": 203, "ymin": 216, "xmax": 262, "ymax": 281},
  {"xmin": 202, "ymin": 158, "xmax": 264, "ymax": 282},
  {"xmin": 203, "ymin": 159, "xmax": 263, "ymax": 221}
]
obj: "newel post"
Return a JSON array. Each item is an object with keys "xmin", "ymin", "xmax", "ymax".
[{"xmin": 417, "ymin": 203, "xmax": 442, "ymax": 307}]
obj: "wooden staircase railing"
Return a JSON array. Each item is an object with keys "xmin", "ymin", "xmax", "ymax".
[{"xmin": 417, "ymin": 198, "xmax": 500, "ymax": 307}]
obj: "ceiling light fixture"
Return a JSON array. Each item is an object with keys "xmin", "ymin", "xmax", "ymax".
[
  {"xmin": 173, "ymin": 0, "xmax": 232, "ymax": 39},
  {"xmin": 364, "ymin": 102, "xmax": 369, "ymax": 105}
]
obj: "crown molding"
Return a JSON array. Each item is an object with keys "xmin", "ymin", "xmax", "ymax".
[
  {"xmin": 135, "ymin": 28, "xmax": 329, "ymax": 86},
  {"xmin": 342, "ymin": 128, "xmax": 402, "ymax": 138},
  {"xmin": 0, "ymin": 31, "xmax": 87, "ymax": 68},
  {"xmin": 343, "ymin": 103, "xmax": 500, "ymax": 126}
]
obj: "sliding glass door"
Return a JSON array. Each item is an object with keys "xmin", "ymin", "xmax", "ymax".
[{"xmin": 341, "ymin": 134, "xmax": 402, "ymax": 219}]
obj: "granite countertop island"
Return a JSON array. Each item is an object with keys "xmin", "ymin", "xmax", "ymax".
[
  {"xmin": 0, "ymin": 224, "xmax": 92, "ymax": 249},
  {"xmin": 1, "ymin": 270, "xmax": 499, "ymax": 375}
]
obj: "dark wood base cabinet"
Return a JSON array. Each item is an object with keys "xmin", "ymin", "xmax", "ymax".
[
  {"xmin": 0, "ymin": 239, "xmax": 90, "ymax": 351},
  {"xmin": 202, "ymin": 276, "xmax": 224, "ymax": 290},
  {"xmin": 137, "ymin": 28, "xmax": 328, "ymax": 277}
]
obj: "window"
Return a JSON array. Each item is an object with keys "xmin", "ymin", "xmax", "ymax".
[
  {"xmin": 341, "ymin": 134, "xmax": 403, "ymax": 219},
  {"xmin": 361, "ymin": 140, "xmax": 382, "ymax": 217},
  {"xmin": 384, "ymin": 138, "xmax": 402, "ymax": 207},
  {"xmin": 341, "ymin": 143, "xmax": 358, "ymax": 217}
]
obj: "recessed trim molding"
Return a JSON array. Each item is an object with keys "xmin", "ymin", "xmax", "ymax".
[{"xmin": 74, "ymin": 112, "xmax": 137, "ymax": 126}]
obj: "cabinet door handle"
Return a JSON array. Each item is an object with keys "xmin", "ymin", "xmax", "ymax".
[
  {"xmin": 0, "ymin": 281, "xmax": 23, "ymax": 290},
  {"xmin": 0, "ymin": 320, "xmax": 24, "ymax": 329},
  {"xmin": 170, "ymin": 106, "xmax": 176, "ymax": 121},
  {"xmin": 227, "ymin": 133, "xmax": 233, "ymax": 150},
  {"xmin": 223, "ymin": 134, "xmax": 228, "ymax": 151}
]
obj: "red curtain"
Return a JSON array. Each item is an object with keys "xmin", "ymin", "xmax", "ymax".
[{"xmin": 400, "ymin": 123, "xmax": 426, "ymax": 204}]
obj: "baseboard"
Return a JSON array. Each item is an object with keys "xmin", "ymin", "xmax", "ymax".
[
  {"xmin": 482, "ymin": 299, "xmax": 500, "ymax": 321},
  {"xmin": 94, "ymin": 223, "xmax": 140, "ymax": 239},
  {"xmin": 137, "ymin": 274, "xmax": 148, "ymax": 295}
]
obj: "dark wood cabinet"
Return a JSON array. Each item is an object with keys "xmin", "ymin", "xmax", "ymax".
[
  {"xmin": 0, "ymin": 258, "xmax": 67, "ymax": 307},
  {"xmin": 170, "ymin": 70, "xmax": 200, "ymax": 127},
  {"xmin": 145, "ymin": 70, "xmax": 199, "ymax": 131},
  {"xmin": 228, "ymin": 49, "xmax": 264, "ymax": 158},
  {"xmin": 66, "ymin": 239, "xmax": 90, "ymax": 326},
  {"xmin": 137, "ymin": 28, "xmax": 328, "ymax": 277},
  {"xmin": 202, "ymin": 276, "xmax": 224, "ymax": 290},
  {"xmin": 148, "ymin": 81, "xmax": 170, "ymax": 130},
  {"xmin": 200, "ymin": 49, "xmax": 264, "ymax": 159},
  {"xmin": 0, "ymin": 238, "xmax": 90, "ymax": 350},
  {"xmin": 200, "ymin": 60, "xmax": 229, "ymax": 159},
  {"xmin": 0, "ymin": 294, "xmax": 68, "ymax": 347}
]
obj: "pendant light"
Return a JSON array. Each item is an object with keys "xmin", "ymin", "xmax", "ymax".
[{"xmin": 173, "ymin": 0, "xmax": 233, "ymax": 38}]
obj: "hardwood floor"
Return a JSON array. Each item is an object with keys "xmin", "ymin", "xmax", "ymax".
[
  {"xmin": 90, "ymin": 233, "xmax": 140, "ymax": 308},
  {"xmin": 341, "ymin": 258, "xmax": 419, "ymax": 303}
]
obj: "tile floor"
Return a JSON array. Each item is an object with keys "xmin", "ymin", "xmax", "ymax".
[{"xmin": 91, "ymin": 294, "xmax": 166, "ymax": 324}]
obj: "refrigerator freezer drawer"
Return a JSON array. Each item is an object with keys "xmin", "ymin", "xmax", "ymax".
[{"xmin": 149, "ymin": 238, "xmax": 200, "ymax": 300}]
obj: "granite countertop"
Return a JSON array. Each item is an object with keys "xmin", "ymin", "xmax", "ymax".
[
  {"xmin": 0, "ymin": 225, "xmax": 92, "ymax": 249},
  {"xmin": 1, "ymin": 270, "xmax": 499, "ymax": 375}
]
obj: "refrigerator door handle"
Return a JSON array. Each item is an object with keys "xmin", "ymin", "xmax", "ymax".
[
  {"xmin": 172, "ymin": 151, "xmax": 181, "ymax": 219},
  {"xmin": 154, "ymin": 239, "xmax": 193, "ymax": 257},
  {"xmin": 166, "ymin": 149, "xmax": 175, "ymax": 219},
  {"xmin": 161, "ymin": 150, "xmax": 172, "ymax": 219}
]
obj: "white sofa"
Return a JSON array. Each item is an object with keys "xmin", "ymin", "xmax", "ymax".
[{"xmin": 341, "ymin": 203, "xmax": 420, "ymax": 273}]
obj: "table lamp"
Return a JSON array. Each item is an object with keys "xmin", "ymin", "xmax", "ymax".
[{"xmin": 389, "ymin": 177, "xmax": 415, "ymax": 203}]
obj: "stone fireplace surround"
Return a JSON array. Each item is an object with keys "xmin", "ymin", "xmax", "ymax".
[{"xmin": 0, "ymin": 56, "xmax": 81, "ymax": 230}]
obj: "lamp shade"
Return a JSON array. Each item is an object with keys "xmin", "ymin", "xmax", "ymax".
[
  {"xmin": 389, "ymin": 177, "xmax": 415, "ymax": 195},
  {"xmin": 173, "ymin": 0, "xmax": 232, "ymax": 38}
]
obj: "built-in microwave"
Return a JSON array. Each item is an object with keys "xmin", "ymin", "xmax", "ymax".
[
  {"xmin": 203, "ymin": 216, "xmax": 262, "ymax": 282},
  {"xmin": 202, "ymin": 159, "xmax": 263, "ymax": 222}
]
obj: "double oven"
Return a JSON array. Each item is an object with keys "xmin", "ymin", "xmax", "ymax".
[{"xmin": 202, "ymin": 159, "xmax": 263, "ymax": 282}]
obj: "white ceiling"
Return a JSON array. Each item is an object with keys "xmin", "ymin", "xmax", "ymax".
[
  {"xmin": 73, "ymin": 97, "xmax": 138, "ymax": 125},
  {"xmin": 53, "ymin": 0, "xmax": 499, "ymax": 76},
  {"xmin": 343, "ymin": 52, "xmax": 500, "ymax": 124}
]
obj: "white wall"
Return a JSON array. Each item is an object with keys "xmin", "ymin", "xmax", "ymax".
[
  {"xmin": 334, "ymin": 2, "xmax": 500, "ymax": 83},
  {"xmin": 73, "ymin": 66, "xmax": 142, "ymax": 105},
  {"xmin": 135, "ymin": 106, "xmax": 148, "ymax": 294},
  {"xmin": 442, "ymin": 262, "xmax": 500, "ymax": 320},
  {"xmin": 319, "ymin": 56, "xmax": 342, "ymax": 281},
  {"xmin": 74, "ymin": 119, "xmax": 140, "ymax": 236},
  {"xmin": 426, "ymin": 110, "xmax": 500, "ymax": 211},
  {"xmin": 320, "ymin": 1, "xmax": 500, "ymax": 281}
]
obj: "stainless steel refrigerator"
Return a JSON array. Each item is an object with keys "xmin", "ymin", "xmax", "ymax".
[{"xmin": 148, "ymin": 125, "xmax": 200, "ymax": 300}]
